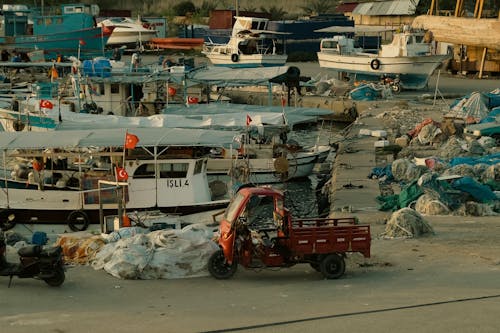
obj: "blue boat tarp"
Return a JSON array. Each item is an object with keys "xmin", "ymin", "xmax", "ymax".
[
  {"xmin": 451, "ymin": 177, "xmax": 497, "ymax": 203},
  {"xmin": 479, "ymin": 107, "xmax": 500, "ymax": 123},
  {"xmin": 485, "ymin": 90, "xmax": 500, "ymax": 109},
  {"xmin": 349, "ymin": 84, "xmax": 381, "ymax": 101},
  {"xmin": 449, "ymin": 153, "xmax": 500, "ymax": 167}
]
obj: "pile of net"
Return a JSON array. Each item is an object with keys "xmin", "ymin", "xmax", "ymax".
[
  {"xmin": 90, "ymin": 224, "xmax": 218, "ymax": 279},
  {"xmin": 381, "ymin": 208, "xmax": 434, "ymax": 239}
]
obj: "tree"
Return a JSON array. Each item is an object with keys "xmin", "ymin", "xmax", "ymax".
[
  {"xmin": 260, "ymin": 6, "xmax": 287, "ymax": 20},
  {"xmin": 173, "ymin": 1, "xmax": 196, "ymax": 16},
  {"xmin": 300, "ymin": 0, "xmax": 338, "ymax": 16}
]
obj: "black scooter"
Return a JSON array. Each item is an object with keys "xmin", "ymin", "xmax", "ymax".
[{"xmin": 0, "ymin": 232, "xmax": 65, "ymax": 287}]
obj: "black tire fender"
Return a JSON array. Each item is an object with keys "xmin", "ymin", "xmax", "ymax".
[
  {"xmin": 231, "ymin": 53, "xmax": 239, "ymax": 62},
  {"xmin": 0, "ymin": 210, "xmax": 17, "ymax": 231},
  {"xmin": 370, "ymin": 58, "xmax": 381, "ymax": 70},
  {"xmin": 67, "ymin": 210, "xmax": 90, "ymax": 232}
]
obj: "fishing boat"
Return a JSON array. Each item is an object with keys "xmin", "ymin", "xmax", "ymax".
[
  {"xmin": 100, "ymin": 17, "xmax": 157, "ymax": 50},
  {"xmin": 202, "ymin": 16, "xmax": 288, "ymax": 68},
  {"xmin": 0, "ymin": 4, "xmax": 113, "ymax": 59},
  {"xmin": 316, "ymin": 25, "xmax": 451, "ymax": 90},
  {"xmin": 0, "ymin": 128, "xmax": 238, "ymax": 230}
]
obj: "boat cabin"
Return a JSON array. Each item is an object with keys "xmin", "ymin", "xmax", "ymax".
[
  {"xmin": 380, "ymin": 29, "xmax": 432, "ymax": 57},
  {"xmin": 319, "ymin": 35, "xmax": 362, "ymax": 55}
]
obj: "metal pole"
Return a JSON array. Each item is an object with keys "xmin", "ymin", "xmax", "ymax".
[{"xmin": 3, "ymin": 150, "xmax": 9, "ymax": 208}]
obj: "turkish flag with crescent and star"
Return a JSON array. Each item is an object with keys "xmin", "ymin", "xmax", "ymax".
[
  {"xmin": 246, "ymin": 114, "xmax": 252, "ymax": 126},
  {"xmin": 124, "ymin": 132, "xmax": 139, "ymax": 149},
  {"xmin": 115, "ymin": 167, "xmax": 128, "ymax": 181},
  {"xmin": 40, "ymin": 99, "xmax": 54, "ymax": 109}
]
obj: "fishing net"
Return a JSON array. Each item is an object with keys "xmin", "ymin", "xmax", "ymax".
[{"xmin": 381, "ymin": 208, "xmax": 434, "ymax": 239}]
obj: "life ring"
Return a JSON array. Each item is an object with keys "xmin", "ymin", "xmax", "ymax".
[
  {"xmin": 370, "ymin": 58, "xmax": 381, "ymax": 70},
  {"xmin": 0, "ymin": 210, "xmax": 16, "ymax": 231},
  {"xmin": 67, "ymin": 210, "xmax": 90, "ymax": 232},
  {"xmin": 231, "ymin": 53, "xmax": 239, "ymax": 62}
]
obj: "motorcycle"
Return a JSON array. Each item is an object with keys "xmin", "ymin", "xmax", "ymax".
[
  {"xmin": 0, "ymin": 231, "xmax": 65, "ymax": 287},
  {"xmin": 381, "ymin": 75, "xmax": 402, "ymax": 94}
]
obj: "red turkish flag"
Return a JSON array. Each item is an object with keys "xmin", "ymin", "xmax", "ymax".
[
  {"xmin": 40, "ymin": 99, "xmax": 54, "ymax": 109},
  {"xmin": 79, "ymin": 39, "xmax": 86, "ymax": 46},
  {"xmin": 281, "ymin": 96, "xmax": 286, "ymax": 107},
  {"xmin": 124, "ymin": 132, "xmax": 139, "ymax": 149},
  {"xmin": 246, "ymin": 114, "xmax": 252, "ymax": 126},
  {"xmin": 187, "ymin": 96, "xmax": 199, "ymax": 104},
  {"xmin": 115, "ymin": 167, "xmax": 128, "ymax": 181}
]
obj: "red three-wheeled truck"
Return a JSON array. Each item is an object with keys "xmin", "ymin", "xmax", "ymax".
[{"xmin": 208, "ymin": 186, "xmax": 371, "ymax": 279}]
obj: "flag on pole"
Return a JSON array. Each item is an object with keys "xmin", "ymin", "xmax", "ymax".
[
  {"xmin": 79, "ymin": 39, "xmax": 86, "ymax": 46},
  {"xmin": 246, "ymin": 114, "xmax": 252, "ymax": 126},
  {"xmin": 281, "ymin": 96, "xmax": 286, "ymax": 107},
  {"xmin": 124, "ymin": 132, "xmax": 139, "ymax": 149},
  {"xmin": 40, "ymin": 99, "xmax": 54, "ymax": 109},
  {"xmin": 187, "ymin": 96, "xmax": 199, "ymax": 104},
  {"xmin": 115, "ymin": 167, "xmax": 128, "ymax": 181}
]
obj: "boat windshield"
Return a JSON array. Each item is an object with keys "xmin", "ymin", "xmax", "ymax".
[{"xmin": 224, "ymin": 192, "xmax": 246, "ymax": 224}]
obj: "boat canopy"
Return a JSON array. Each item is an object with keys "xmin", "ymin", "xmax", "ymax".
[
  {"xmin": 54, "ymin": 103, "xmax": 330, "ymax": 131},
  {"xmin": 0, "ymin": 127, "xmax": 240, "ymax": 151},
  {"xmin": 187, "ymin": 66, "xmax": 292, "ymax": 86},
  {"xmin": 315, "ymin": 26, "xmax": 397, "ymax": 34}
]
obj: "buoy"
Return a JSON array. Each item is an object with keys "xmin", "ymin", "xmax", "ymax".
[
  {"xmin": 168, "ymin": 87, "xmax": 177, "ymax": 96},
  {"xmin": 122, "ymin": 215, "xmax": 131, "ymax": 227}
]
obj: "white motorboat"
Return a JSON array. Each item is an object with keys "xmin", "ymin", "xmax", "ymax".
[
  {"xmin": 316, "ymin": 26, "xmax": 451, "ymax": 90},
  {"xmin": 100, "ymin": 17, "xmax": 157, "ymax": 49},
  {"xmin": 202, "ymin": 16, "xmax": 288, "ymax": 68}
]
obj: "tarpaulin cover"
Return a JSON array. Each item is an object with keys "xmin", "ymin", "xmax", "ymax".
[
  {"xmin": 449, "ymin": 153, "xmax": 500, "ymax": 167},
  {"xmin": 451, "ymin": 176, "xmax": 497, "ymax": 203},
  {"xmin": 377, "ymin": 180, "xmax": 424, "ymax": 211},
  {"xmin": 479, "ymin": 107, "xmax": 500, "ymax": 124}
]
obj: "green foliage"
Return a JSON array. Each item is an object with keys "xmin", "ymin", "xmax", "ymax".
[
  {"xmin": 173, "ymin": 1, "xmax": 196, "ymax": 16},
  {"xmin": 198, "ymin": 1, "xmax": 218, "ymax": 17},
  {"xmin": 259, "ymin": 5, "xmax": 287, "ymax": 20},
  {"xmin": 300, "ymin": 0, "xmax": 338, "ymax": 15}
]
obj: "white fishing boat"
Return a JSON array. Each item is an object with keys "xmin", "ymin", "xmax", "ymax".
[
  {"xmin": 202, "ymin": 16, "xmax": 288, "ymax": 68},
  {"xmin": 316, "ymin": 25, "xmax": 451, "ymax": 90},
  {"xmin": 100, "ymin": 17, "xmax": 157, "ymax": 49},
  {"xmin": 0, "ymin": 128, "xmax": 238, "ymax": 230},
  {"xmin": 207, "ymin": 140, "xmax": 331, "ymax": 184}
]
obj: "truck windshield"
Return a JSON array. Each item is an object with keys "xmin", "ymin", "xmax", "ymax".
[{"xmin": 224, "ymin": 192, "xmax": 246, "ymax": 223}]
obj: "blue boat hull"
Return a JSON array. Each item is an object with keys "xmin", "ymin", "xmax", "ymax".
[{"xmin": 0, "ymin": 26, "xmax": 112, "ymax": 57}]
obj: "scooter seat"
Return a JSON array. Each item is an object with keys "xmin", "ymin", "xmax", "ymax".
[
  {"xmin": 40, "ymin": 246, "xmax": 62, "ymax": 257},
  {"xmin": 17, "ymin": 245, "xmax": 42, "ymax": 257}
]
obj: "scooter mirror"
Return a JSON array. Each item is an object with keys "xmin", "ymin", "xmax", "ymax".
[{"xmin": 7, "ymin": 214, "xmax": 15, "ymax": 222}]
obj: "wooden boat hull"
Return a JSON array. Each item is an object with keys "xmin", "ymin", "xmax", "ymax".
[
  {"xmin": 412, "ymin": 15, "xmax": 500, "ymax": 50},
  {"xmin": 150, "ymin": 38, "xmax": 205, "ymax": 50}
]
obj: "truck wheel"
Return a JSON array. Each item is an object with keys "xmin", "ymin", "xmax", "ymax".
[
  {"xmin": 320, "ymin": 254, "xmax": 345, "ymax": 279},
  {"xmin": 208, "ymin": 249, "xmax": 237, "ymax": 279},
  {"xmin": 43, "ymin": 267, "xmax": 65, "ymax": 287}
]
